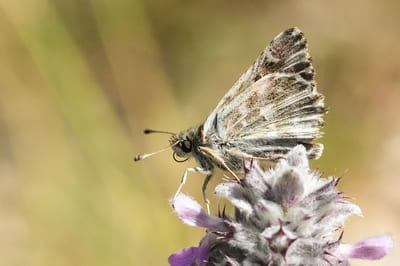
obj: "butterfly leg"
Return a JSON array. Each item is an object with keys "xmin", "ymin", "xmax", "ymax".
[
  {"xmin": 173, "ymin": 167, "xmax": 212, "ymax": 211},
  {"xmin": 202, "ymin": 173, "xmax": 213, "ymax": 214},
  {"xmin": 197, "ymin": 146, "xmax": 241, "ymax": 182}
]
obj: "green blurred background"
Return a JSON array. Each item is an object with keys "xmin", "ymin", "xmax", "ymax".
[{"xmin": 0, "ymin": 0, "xmax": 398, "ymax": 265}]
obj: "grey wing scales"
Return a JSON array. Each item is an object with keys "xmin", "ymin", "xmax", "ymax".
[
  {"xmin": 203, "ymin": 27, "xmax": 317, "ymax": 135},
  {"xmin": 207, "ymin": 27, "xmax": 326, "ymax": 159},
  {"xmin": 222, "ymin": 73, "xmax": 325, "ymax": 160}
]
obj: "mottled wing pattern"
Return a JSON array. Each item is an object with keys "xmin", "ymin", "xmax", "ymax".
[
  {"xmin": 203, "ymin": 27, "xmax": 315, "ymax": 134},
  {"xmin": 205, "ymin": 27, "xmax": 325, "ymax": 159},
  {"xmin": 224, "ymin": 73, "xmax": 324, "ymax": 159}
]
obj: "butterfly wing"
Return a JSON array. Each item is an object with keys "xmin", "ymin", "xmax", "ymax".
[
  {"xmin": 203, "ymin": 27, "xmax": 325, "ymax": 159},
  {"xmin": 225, "ymin": 73, "xmax": 324, "ymax": 159}
]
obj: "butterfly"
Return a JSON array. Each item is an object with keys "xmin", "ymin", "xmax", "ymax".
[{"xmin": 135, "ymin": 27, "xmax": 325, "ymax": 211}]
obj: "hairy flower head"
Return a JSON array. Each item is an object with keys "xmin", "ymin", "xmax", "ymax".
[{"xmin": 169, "ymin": 145, "xmax": 392, "ymax": 265}]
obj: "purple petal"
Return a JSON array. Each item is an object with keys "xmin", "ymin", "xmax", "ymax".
[
  {"xmin": 172, "ymin": 193, "xmax": 227, "ymax": 231},
  {"xmin": 273, "ymin": 169, "xmax": 304, "ymax": 209},
  {"xmin": 337, "ymin": 234, "xmax": 393, "ymax": 260},
  {"xmin": 168, "ymin": 247, "xmax": 199, "ymax": 266},
  {"xmin": 168, "ymin": 235, "xmax": 213, "ymax": 266}
]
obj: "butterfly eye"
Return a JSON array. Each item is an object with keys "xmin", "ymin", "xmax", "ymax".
[{"xmin": 181, "ymin": 140, "xmax": 192, "ymax": 153}]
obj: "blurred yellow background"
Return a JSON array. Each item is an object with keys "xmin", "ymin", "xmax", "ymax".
[{"xmin": 0, "ymin": 0, "xmax": 398, "ymax": 265}]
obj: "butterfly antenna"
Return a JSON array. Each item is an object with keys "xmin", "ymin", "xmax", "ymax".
[
  {"xmin": 143, "ymin": 129, "xmax": 175, "ymax": 135},
  {"xmin": 134, "ymin": 141, "xmax": 179, "ymax": 162}
]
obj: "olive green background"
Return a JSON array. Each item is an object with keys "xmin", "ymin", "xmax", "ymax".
[{"xmin": 0, "ymin": 0, "xmax": 398, "ymax": 265}]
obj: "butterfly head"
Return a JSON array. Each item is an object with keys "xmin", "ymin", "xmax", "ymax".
[
  {"xmin": 169, "ymin": 128, "xmax": 196, "ymax": 162},
  {"xmin": 134, "ymin": 128, "xmax": 196, "ymax": 163}
]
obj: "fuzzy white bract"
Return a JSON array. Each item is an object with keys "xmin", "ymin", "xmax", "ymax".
[{"xmin": 169, "ymin": 145, "xmax": 392, "ymax": 266}]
